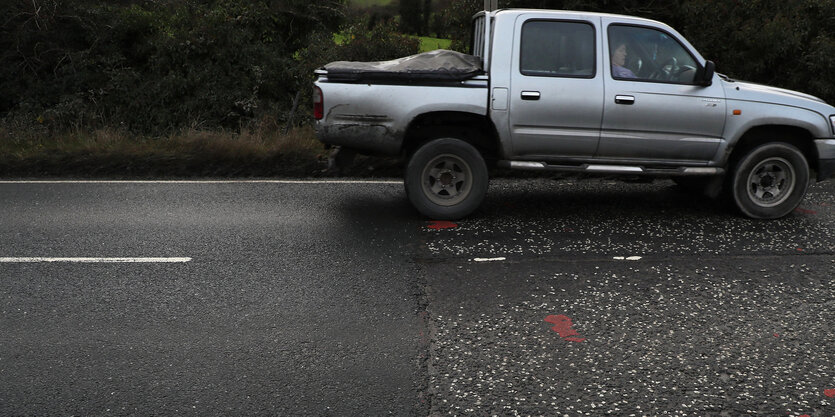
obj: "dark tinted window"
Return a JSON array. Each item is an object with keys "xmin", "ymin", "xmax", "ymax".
[{"xmin": 520, "ymin": 21, "xmax": 595, "ymax": 78}]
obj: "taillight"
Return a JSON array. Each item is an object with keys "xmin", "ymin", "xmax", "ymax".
[{"xmin": 313, "ymin": 86, "xmax": 324, "ymax": 120}]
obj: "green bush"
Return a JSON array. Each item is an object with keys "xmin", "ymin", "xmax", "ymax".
[
  {"xmin": 1, "ymin": 0, "xmax": 345, "ymax": 135},
  {"xmin": 331, "ymin": 19, "xmax": 421, "ymax": 62},
  {"xmin": 680, "ymin": 0, "xmax": 835, "ymax": 103}
]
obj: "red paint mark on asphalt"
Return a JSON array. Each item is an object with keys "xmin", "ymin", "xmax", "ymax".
[
  {"xmin": 544, "ymin": 315, "xmax": 586, "ymax": 343},
  {"xmin": 825, "ymin": 388, "xmax": 835, "ymax": 397},
  {"xmin": 794, "ymin": 207, "xmax": 817, "ymax": 215},
  {"xmin": 427, "ymin": 221, "xmax": 458, "ymax": 230}
]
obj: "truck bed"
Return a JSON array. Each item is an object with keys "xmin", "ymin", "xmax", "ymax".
[{"xmin": 314, "ymin": 69, "xmax": 488, "ymax": 156}]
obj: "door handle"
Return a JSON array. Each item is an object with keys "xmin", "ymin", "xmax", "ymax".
[
  {"xmin": 615, "ymin": 95, "xmax": 635, "ymax": 105},
  {"xmin": 521, "ymin": 91, "xmax": 541, "ymax": 101}
]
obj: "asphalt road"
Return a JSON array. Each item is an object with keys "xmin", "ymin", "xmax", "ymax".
[{"xmin": 1, "ymin": 178, "xmax": 833, "ymax": 416}]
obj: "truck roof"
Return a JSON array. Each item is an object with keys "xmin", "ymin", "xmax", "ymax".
[
  {"xmin": 475, "ymin": 8, "xmax": 698, "ymax": 66},
  {"xmin": 483, "ymin": 8, "xmax": 666, "ymax": 27}
]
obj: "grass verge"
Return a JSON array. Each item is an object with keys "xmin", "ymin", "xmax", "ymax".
[
  {"xmin": 0, "ymin": 126, "xmax": 403, "ymax": 178},
  {"xmin": 417, "ymin": 36, "xmax": 452, "ymax": 52}
]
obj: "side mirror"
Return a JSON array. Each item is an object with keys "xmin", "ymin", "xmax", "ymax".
[{"xmin": 700, "ymin": 60, "xmax": 716, "ymax": 86}]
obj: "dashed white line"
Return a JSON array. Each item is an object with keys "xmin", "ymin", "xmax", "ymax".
[
  {"xmin": 613, "ymin": 256, "xmax": 643, "ymax": 261},
  {"xmin": 473, "ymin": 257, "xmax": 507, "ymax": 262},
  {"xmin": 0, "ymin": 257, "xmax": 193, "ymax": 263}
]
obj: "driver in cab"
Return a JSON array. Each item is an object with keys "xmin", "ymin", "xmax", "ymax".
[{"xmin": 611, "ymin": 41, "xmax": 637, "ymax": 79}]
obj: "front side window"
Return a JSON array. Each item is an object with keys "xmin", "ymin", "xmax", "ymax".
[
  {"xmin": 608, "ymin": 25, "xmax": 698, "ymax": 84},
  {"xmin": 520, "ymin": 20, "xmax": 595, "ymax": 78}
]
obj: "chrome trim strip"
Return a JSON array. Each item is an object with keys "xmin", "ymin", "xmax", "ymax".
[
  {"xmin": 586, "ymin": 165, "xmax": 643, "ymax": 172},
  {"xmin": 509, "ymin": 161, "xmax": 547, "ymax": 170},
  {"xmin": 681, "ymin": 167, "xmax": 721, "ymax": 174}
]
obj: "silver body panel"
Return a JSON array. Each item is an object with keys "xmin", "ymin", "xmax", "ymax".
[
  {"xmin": 314, "ymin": 76, "xmax": 489, "ymax": 155},
  {"xmin": 817, "ymin": 139, "xmax": 835, "ymax": 159},
  {"xmin": 505, "ymin": 12, "xmax": 604, "ymax": 159},
  {"xmin": 315, "ymin": 9, "xmax": 835, "ymax": 176},
  {"xmin": 598, "ymin": 16, "xmax": 726, "ymax": 165}
]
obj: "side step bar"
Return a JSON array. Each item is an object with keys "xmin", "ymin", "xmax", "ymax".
[{"xmin": 498, "ymin": 161, "xmax": 724, "ymax": 176}]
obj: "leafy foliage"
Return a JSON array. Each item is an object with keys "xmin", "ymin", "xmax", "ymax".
[
  {"xmin": 680, "ymin": 0, "xmax": 835, "ymax": 102},
  {"xmin": 399, "ymin": 0, "xmax": 424, "ymax": 34},
  {"xmin": 322, "ymin": 18, "xmax": 420, "ymax": 63},
  {"xmin": 1, "ymin": 0, "xmax": 345, "ymax": 134}
]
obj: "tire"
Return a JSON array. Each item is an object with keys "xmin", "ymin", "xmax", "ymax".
[
  {"xmin": 405, "ymin": 138, "xmax": 488, "ymax": 219},
  {"xmin": 730, "ymin": 142, "xmax": 810, "ymax": 219}
]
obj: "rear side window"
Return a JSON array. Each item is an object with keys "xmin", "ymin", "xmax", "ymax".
[
  {"xmin": 472, "ymin": 14, "xmax": 485, "ymax": 58},
  {"xmin": 520, "ymin": 20, "xmax": 596, "ymax": 78}
]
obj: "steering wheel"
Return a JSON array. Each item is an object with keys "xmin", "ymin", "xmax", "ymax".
[{"xmin": 649, "ymin": 57, "xmax": 678, "ymax": 81}]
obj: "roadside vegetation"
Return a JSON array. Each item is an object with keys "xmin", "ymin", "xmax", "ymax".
[
  {"xmin": 0, "ymin": 125, "xmax": 403, "ymax": 178},
  {"xmin": 348, "ymin": 0, "xmax": 394, "ymax": 7},
  {"xmin": 2, "ymin": 0, "xmax": 834, "ymax": 178}
]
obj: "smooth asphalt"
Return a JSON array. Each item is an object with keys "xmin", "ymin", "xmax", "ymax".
[{"xmin": 1, "ymin": 178, "xmax": 833, "ymax": 416}]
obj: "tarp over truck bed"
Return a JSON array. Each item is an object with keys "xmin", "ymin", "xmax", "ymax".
[{"xmin": 323, "ymin": 49, "xmax": 484, "ymax": 82}]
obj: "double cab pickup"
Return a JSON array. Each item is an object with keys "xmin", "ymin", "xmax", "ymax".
[{"xmin": 314, "ymin": 9, "xmax": 835, "ymax": 219}]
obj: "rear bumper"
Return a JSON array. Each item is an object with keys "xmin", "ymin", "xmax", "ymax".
[{"xmin": 815, "ymin": 139, "xmax": 835, "ymax": 181}]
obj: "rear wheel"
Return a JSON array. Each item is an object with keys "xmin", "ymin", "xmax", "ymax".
[
  {"xmin": 405, "ymin": 138, "xmax": 488, "ymax": 219},
  {"xmin": 731, "ymin": 142, "xmax": 810, "ymax": 219}
]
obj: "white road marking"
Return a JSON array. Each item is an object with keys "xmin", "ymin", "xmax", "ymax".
[
  {"xmin": 613, "ymin": 256, "xmax": 643, "ymax": 261},
  {"xmin": 0, "ymin": 257, "xmax": 192, "ymax": 263},
  {"xmin": 473, "ymin": 257, "xmax": 507, "ymax": 262},
  {"xmin": 0, "ymin": 180, "xmax": 402, "ymax": 185}
]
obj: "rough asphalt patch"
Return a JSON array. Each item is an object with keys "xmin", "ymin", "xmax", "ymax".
[{"xmin": 424, "ymin": 259, "xmax": 835, "ymax": 416}]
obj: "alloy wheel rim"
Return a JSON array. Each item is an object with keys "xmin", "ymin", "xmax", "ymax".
[
  {"xmin": 421, "ymin": 154, "xmax": 473, "ymax": 207},
  {"xmin": 746, "ymin": 157, "xmax": 796, "ymax": 208}
]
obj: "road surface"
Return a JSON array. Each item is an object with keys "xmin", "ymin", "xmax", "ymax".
[{"xmin": 1, "ymin": 178, "xmax": 833, "ymax": 416}]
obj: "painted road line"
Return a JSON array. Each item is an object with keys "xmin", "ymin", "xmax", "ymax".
[
  {"xmin": 0, "ymin": 257, "xmax": 192, "ymax": 263},
  {"xmin": 473, "ymin": 257, "xmax": 507, "ymax": 262},
  {"xmin": 613, "ymin": 256, "xmax": 643, "ymax": 261},
  {"xmin": 0, "ymin": 180, "xmax": 402, "ymax": 185}
]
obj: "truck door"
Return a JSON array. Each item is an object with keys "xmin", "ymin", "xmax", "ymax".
[
  {"xmin": 599, "ymin": 21, "xmax": 726, "ymax": 163},
  {"xmin": 508, "ymin": 15, "xmax": 604, "ymax": 159}
]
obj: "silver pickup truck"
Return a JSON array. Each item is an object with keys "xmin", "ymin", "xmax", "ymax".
[{"xmin": 314, "ymin": 9, "xmax": 835, "ymax": 219}]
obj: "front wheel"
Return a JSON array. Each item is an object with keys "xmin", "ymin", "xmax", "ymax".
[
  {"xmin": 731, "ymin": 142, "xmax": 810, "ymax": 219},
  {"xmin": 405, "ymin": 138, "xmax": 488, "ymax": 219}
]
